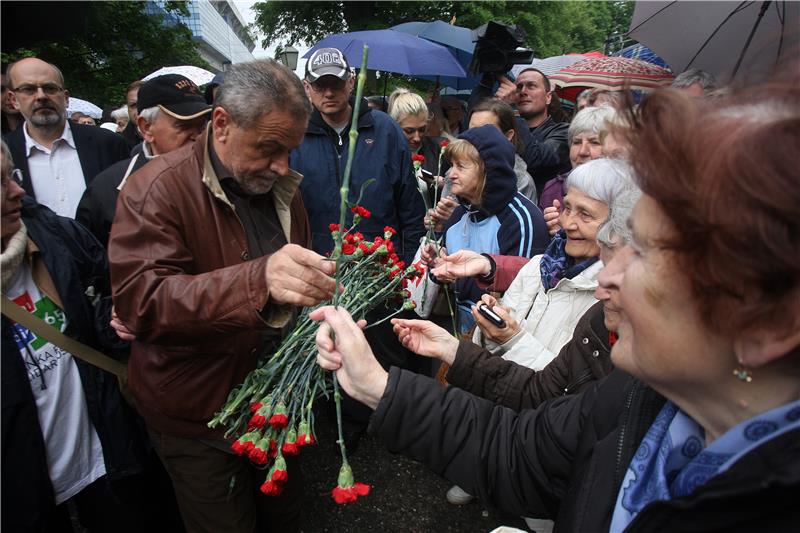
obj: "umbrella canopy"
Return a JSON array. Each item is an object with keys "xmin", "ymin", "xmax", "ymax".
[
  {"xmin": 304, "ymin": 30, "xmax": 467, "ymax": 78},
  {"xmin": 614, "ymin": 43, "xmax": 671, "ymax": 71},
  {"xmin": 142, "ymin": 65, "xmax": 216, "ymax": 86},
  {"xmin": 391, "ymin": 20, "xmax": 479, "ymax": 89},
  {"xmin": 66, "ymin": 97, "xmax": 102, "ymax": 119},
  {"xmin": 549, "ymin": 56, "xmax": 674, "ymax": 91},
  {"xmin": 511, "ymin": 54, "xmax": 596, "ymax": 78},
  {"xmin": 627, "ymin": 1, "xmax": 799, "ymax": 82}
]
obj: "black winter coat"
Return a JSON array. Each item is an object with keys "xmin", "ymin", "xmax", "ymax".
[
  {"xmin": 446, "ymin": 301, "xmax": 613, "ymax": 410},
  {"xmin": 369, "ymin": 368, "xmax": 799, "ymax": 532},
  {"xmin": 1, "ymin": 198, "xmax": 148, "ymax": 532},
  {"xmin": 76, "ymin": 143, "xmax": 148, "ymax": 247}
]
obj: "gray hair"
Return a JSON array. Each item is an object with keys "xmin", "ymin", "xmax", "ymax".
[
  {"xmin": 214, "ymin": 59, "xmax": 311, "ymax": 127},
  {"xmin": 387, "ymin": 88, "xmax": 428, "ymax": 122},
  {"xmin": 110, "ymin": 105, "xmax": 128, "ymax": 121},
  {"xmin": 565, "ymin": 157, "xmax": 634, "ymax": 207},
  {"xmin": 596, "ymin": 185, "xmax": 642, "ymax": 248},
  {"xmin": 138, "ymin": 106, "xmax": 160, "ymax": 124},
  {"xmin": 1, "ymin": 139, "xmax": 13, "ymax": 171},
  {"xmin": 576, "ymin": 88, "xmax": 592, "ymax": 105},
  {"xmin": 568, "ymin": 106, "xmax": 617, "ymax": 143},
  {"xmin": 671, "ymin": 68, "xmax": 717, "ymax": 93}
]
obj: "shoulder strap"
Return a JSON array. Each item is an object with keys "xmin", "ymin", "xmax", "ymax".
[{"xmin": 1, "ymin": 295, "xmax": 127, "ymax": 379}]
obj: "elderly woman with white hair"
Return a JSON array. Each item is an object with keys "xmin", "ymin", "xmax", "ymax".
[
  {"xmin": 457, "ymin": 157, "xmax": 634, "ymax": 371},
  {"xmin": 538, "ymin": 106, "xmax": 618, "ymax": 213}
]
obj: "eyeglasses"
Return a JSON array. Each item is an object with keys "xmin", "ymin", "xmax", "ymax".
[
  {"xmin": 1, "ymin": 168, "xmax": 24, "ymax": 187},
  {"xmin": 308, "ymin": 78, "xmax": 347, "ymax": 93},
  {"xmin": 12, "ymin": 83, "xmax": 64, "ymax": 96}
]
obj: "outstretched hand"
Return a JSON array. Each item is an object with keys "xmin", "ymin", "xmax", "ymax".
[
  {"xmin": 472, "ymin": 294, "xmax": 520, "ymax": 345},
  {"xmin": 391, "ymin": 318, "xmax": 459, "ymax": 365},
  {"xmin": 431, "ymin": 249, "xmax": 491, "ymax": 282},
  {"xmin": 310, "ymin": 306, "xmax": 388, "ymax": 410}
]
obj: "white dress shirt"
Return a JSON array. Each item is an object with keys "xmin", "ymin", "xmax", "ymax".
[{"xmin": 23, "ymin": 122, "xmax": 86, "ymax": 218}]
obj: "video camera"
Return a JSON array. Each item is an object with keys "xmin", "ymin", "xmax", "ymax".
[{"xmin": 469, "ymin": 21, "xmax": 535, "ymax": 75}]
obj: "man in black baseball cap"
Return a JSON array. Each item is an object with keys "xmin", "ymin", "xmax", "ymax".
[{"xmin": 77, "ymin": 73, "xmax": 211, "ymax": 247}]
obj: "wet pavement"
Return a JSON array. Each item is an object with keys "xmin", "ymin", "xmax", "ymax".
[{"xmin": 297, "ymin": 398, "xmax": 530, "ymax": 533}]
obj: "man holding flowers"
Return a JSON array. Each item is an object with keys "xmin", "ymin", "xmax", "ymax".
[{"xmin": 108, "ymin": 59, "xmax": 334, "ymax": 533}]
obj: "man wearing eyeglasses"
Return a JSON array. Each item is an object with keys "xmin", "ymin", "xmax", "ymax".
[{"xmin": 4, "ymin": 58, "xmax": 128, "ymax": 218}]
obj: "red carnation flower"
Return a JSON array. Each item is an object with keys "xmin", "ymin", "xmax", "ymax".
[
  {"xmin": 358, "ymin": 242, "xmax": 371, "ymax": 255},
  {"xmin": 342, "ymin": 243, "xmax": 356, "ymax": 255},
  {"xmin": 329, "ymin": 223, "xmax": 340, "ymax": 232},
  {"xmin": 331, "ymin": 483, "xmax": 371, "ymax": 505},
  {"xmin": 411, "ymin": 154, "xmax": 426, "ymax": 162},
  {"xmin": 249, "ymin": 402, "xmax": 263, "ymax": 413},
  {"xmin": 269, "ymin": 455, "xmax": 289, "ymax": 484},
  {"xmin": 268, "ymin": 402, "xmax": 288, "ymax": 429},
  {"xmin": 282, "ymin": 441, "xmax": 300, "ymax": 456},
  {"xmin": 353, "ymin": 232, "xmax": 364, "ymax": 242},
  {"xmin": 268, "ymin": 439, "xmax": 278, "ymax": 459},
  {"xmin": 248, "ymin": 436, "xmax": 271, "ymax": 465},
  {"xmin": 440, "ymin": 139, "xmax": 449, "ymax": 148},
  {"xmin": 388, "ymin": 268, "xmax": 402, "ymax": 280},
  {"xmin": 297, "ymin": 432, "xmax": 316, "ymax": 446},
  {"xmin": 231, "ymin": 430, "xmax": 260, "ymax": 456},
  {"xmin": 383, "ymin": 226, "xmax": 397, "ymax": 239},
  {"xmin": 350, "ymin": 205, "xmax": 371, "ymax": 219},
  {"xmin": 260, "ymin": 480, "xmax": 284, "ymax": 497},
  {"xmin": 394, "ymin": 260, "xmax": 406, "ymax": 271}
]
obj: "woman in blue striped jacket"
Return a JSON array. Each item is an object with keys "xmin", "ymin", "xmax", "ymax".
[{"xmin": 433, "ymin": 124, "xmax": 549, "ymax": 333}]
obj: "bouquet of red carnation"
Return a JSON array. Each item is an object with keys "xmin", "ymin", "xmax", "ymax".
[{"xmin": 209, "ymin": 209, "xmax": 423, "ymax": 503}]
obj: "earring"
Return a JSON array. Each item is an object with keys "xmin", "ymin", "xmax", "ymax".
[{"xmin": 732, "ymin": 361, "xmax": 753, "ymax": 383}]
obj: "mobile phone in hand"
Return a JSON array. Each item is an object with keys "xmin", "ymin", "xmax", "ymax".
[
  {"xmin": 478, "ymin": 304, "xmax": 506, "ymax": 328},
  {"xmin": 420, "ymin": 169, "xmax": 435, "ymax": 182}
]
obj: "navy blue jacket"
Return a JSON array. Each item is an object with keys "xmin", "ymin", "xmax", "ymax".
[
  {"xmin": 289, "ymin": 98, "xmax": 425, "ymax": 264},
  {"xmin": 444, "ymin": 125, "xmax": 549, "ymax": 330},
  {"xmin": 1, "ymin": 198, "xmax": 147, "ymax": 532}
]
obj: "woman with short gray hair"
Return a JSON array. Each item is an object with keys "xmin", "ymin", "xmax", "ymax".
[{"xmin": 538, "ymin": 106, "xmax": 617, "ymax": 212}]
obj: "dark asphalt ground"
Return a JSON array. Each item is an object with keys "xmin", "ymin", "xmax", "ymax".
[{"xmin": 296, "ymin": 398, "xmax": 530, "ymax": 533}]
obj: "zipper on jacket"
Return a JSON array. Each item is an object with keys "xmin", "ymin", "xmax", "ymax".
[
  {"xmin": 563, "ymin": 369, "xmax": 594, "ymax": 395},
  {"xmin": 613, "ymin": 383, "xmax": 639, "ymax": 491}
]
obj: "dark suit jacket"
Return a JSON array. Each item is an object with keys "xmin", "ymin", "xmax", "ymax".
[{"xmin": 5, "ymin": 121, "xmax": 129, "ymax": 200}]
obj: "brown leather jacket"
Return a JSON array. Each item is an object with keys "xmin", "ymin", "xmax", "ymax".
[{"xmin": 109, "ymin": 129, "xmax": 311, "ymax": 437}]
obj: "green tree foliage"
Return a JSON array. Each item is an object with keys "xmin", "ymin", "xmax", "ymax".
[
  {"xmin": 2, "ymin": 1, "xmax": 209, "ymax": 109},
  {"xmin": 253, "ymin": 0, "xmax": 633, "ymax": 58}
]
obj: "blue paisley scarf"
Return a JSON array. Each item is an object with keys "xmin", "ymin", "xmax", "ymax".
[
  {"xmin": 610, "ymin": 398, "xmax": 800, "ymax": 532},
  {"xmin": 539, "ymin": 230, "xmax": 598, "ymax": 292}
]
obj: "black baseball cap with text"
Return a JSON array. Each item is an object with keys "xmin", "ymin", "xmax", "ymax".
[
  {"xmin": 137, "ymin": 74, "xmax": 211, "ymax": 120},
  {"xmin": 305, "ymin": 48, "xmax": 352, "ymax": 82}
]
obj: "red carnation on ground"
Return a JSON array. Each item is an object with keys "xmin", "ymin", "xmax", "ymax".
[{"xmin": 332, "ymin": 483, "xmax": 371, "ymax": 505}]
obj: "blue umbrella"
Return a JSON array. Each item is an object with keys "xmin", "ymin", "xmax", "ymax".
[
  {"xmin": 303, "ymin": 30, "xmax": 466, "ymax": 78},
  {"xmin": 613, "ymin": 43, "xmax": 671, "ymax": 71},
  {"xmin": 391, "ymin": 20, "xmax": 480, "ymax": 90}
]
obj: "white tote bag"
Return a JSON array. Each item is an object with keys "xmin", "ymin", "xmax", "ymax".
[{"xmin": 406, "ymin": 237, "xmax": 441, "ymax": 318}]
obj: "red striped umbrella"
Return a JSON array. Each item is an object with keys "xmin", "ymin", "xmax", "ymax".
[{"xmin": 549, "ymin": 56, "xmax": 674, "ymax": 92}]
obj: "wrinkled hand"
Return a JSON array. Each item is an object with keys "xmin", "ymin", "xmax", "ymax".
[
  {"xmin": 266, "ymin": 244, "xmax": 337, "ymax": 307},
  {"xmin": 431, "ymin": 249, "xmax": 491, "ymax": 282},
  {"xmin": 391, "ymin": 318, "xmax": 459, "ymax": 364},
  {"xmin": 420, "ymin": 242, "xmax": 447, "ymax": 270},
  {"xmin": 544, "ymin": 199, "xmax": 562, "ymax": 236},
  {"xmin": 310, "ymin": 307, "xmax": 388, "ymax": 410},
  {"xmin": 110, "ymin": 306, "xmax": 136, "ymax": 342},
  {"xmin": 495, "ymin": 75, "xmax": 519, "ymax": 105},
  {"xmin": 429, "ymin": 195, "xmax": 459, "ymax": 232},
  {"xmin": 472, "ymin": 294, "xmax": 520, "ymax": 345}
]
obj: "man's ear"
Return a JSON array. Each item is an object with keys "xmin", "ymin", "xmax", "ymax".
[
  {"xmin": 545, "ymin": 90, "xmax": 552, "ymax": 107},
  {"xmin": 302, "ymin": 79, "xmax": 313, "ymax": 99},
  {"xmin": 346, "ymin": 77, "xmax": 355, "ymax": 96},
  {"xmin": 504, "ymin": 128, "xmax": 515, "ymax": 143},
  {"xmin": 137, "ymin": 116, "xmax": 153, "ymax": 142},
  {"xmin": 9, "ymin": 90, "xmax": 19, "ymax": 111},
  {"xmin": 211, "ymin": 106, "xmax": 230, "ymax": 142}
]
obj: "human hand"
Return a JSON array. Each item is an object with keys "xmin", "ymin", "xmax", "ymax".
[
  {"xmin": 472, "ymin": 294, "xmax": 520, "ymax": 344},
  {"xmin": 431, "ymin": 250, "xmax": 491, "ymax": 282},
  {"xmin": 420, "ymin": 242, "xmax": 447, "ymax": 270},
  {"xmin": 266, "ymin": 244, "xmax": 337, "ymax": 307},
  {"xmin": 495, "ymin": 75, "xmax": 519, "ymax": 105},
  {"xmin": 391, "ymin": 318, "xmax": 459, "ymax": 364},
  {"xmin": 544, "ymin": 199, "xmax": 562, "ymax": 236},
  {"xmin": 110, "ymin": 306, "xmax": 136, "ymax": 342},
  {"xmin": 430, "ymin": 195, "xmax": 459, "ymax": 230},
  {"xmin": 310, "ymin": 306, "xmax": 388, "ymax": 410}
]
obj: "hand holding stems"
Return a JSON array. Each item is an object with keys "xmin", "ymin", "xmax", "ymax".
[
  {"xmin": 311, "ymin": 306, "xmax": 388, "ymax": 410},
  {"xmin": 266, "ymin": 244, "xmax": 337, "ymax": 306},
  {"xmin": 472, "ymin": 294, "xmax": 520, "ymax": 345},
  {"xmin": 426, "ymin": 195, "xmax": 458, "ymax": 233},
  {"xmin": 431, "ymin": 249, "xmax": 491, "ymax": 283},
  {"xmin": 544, "ymin": 199, "xmax": 562, "ymax": 236},
  {"xmin": 420, "ymin": 242, "xmax": 447, "ymax": 270},
  {"xmin": 391, "ymin": 318, "xmax": 459, "ymax": 365}
]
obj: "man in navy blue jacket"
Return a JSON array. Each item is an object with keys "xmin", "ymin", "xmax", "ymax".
[{"xmin": 290, "ymin": 47, "xmax": 425, "ymax": 265}]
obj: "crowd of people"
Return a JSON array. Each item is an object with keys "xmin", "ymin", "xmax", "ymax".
[{"xmin": 1, "ymin": 42, "xmax": 797, "ymax": 533}]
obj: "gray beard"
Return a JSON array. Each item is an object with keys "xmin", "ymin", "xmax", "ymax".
[
  {"xmin": 29, "ymin": 110, "xmax": 64, "ymax": 129},
  {"xmin": 235, "ymin": 173, "xmax": 278, "ymax": 195}
]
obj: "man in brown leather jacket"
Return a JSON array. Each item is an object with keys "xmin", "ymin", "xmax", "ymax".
[{"xmin": 108, "ymin": 60, "xmax": 336, "ymax": 533}]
